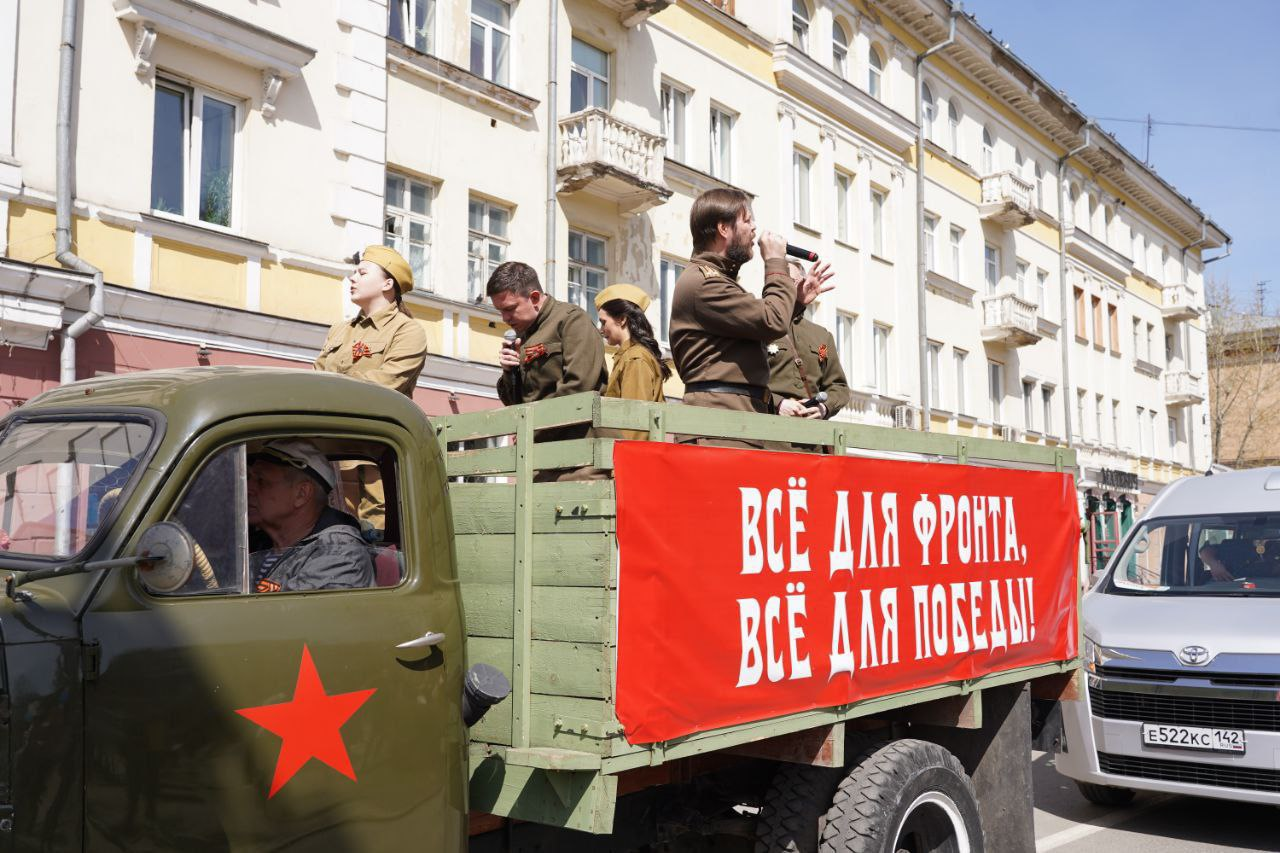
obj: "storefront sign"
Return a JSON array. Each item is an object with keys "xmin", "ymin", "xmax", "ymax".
[
  {"xmin": 614, "ymin": 443, "xmax": 1081, "ymax": 744},
  {"xmin": 1097, "ymin": 468, "xmax": 1141, "ymax": 492}
]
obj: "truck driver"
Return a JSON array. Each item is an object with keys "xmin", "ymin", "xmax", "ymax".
[{"xmin": 247, "ymin": 439, "xmax": 375, "ymax": 592}]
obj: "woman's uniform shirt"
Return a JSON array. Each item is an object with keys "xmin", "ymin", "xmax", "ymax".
[
  {"xmin": 603, "ymin": 339, "xmax": 665, "ymax": 441},
  {"xmin": 314, "ymin": 303, "xmax": 427, "ymax": 396}
]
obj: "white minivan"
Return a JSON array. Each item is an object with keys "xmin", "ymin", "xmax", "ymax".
[{"xmin": 1056, "ymin": 466, "xmax": 1280, "ymax": 806}]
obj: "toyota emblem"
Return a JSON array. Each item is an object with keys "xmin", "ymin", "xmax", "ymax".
[{"xmin": 1177, "ymin": 645, "xmax": 1211, "ymax": 666}]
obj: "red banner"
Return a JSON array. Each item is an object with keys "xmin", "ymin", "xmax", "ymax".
[{"xmin": 614, "ymin": 442, "xmax": 1079, "ymax": 744}]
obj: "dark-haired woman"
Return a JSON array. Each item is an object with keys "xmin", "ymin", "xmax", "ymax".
[{"xmin": 595, "ymin": 284, "xmax": 667, "ymax": 441}]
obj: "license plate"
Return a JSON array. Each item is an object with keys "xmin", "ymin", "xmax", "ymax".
[{"xmin": 1140, "ymin": 723, "xmax": 1246, "ymax": 754}]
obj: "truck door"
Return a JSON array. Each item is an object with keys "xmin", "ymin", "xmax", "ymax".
[{"xmin": 80, "ymin": 417, "xmax": 466, "ymax": 851}]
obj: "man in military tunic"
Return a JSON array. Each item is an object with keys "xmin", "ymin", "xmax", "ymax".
[
  {"xmin": 767, "ymin": 260, "xmax": 850, "ymax": 420},
  {"xmin": 670, "ymin": 188, "xmax": 833, "ymax": 422}
]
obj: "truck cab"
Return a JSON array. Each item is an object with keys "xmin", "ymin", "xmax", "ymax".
[{"xmin": 1057, "ymin": 467, "xmax": 1280, "ymax": 807}]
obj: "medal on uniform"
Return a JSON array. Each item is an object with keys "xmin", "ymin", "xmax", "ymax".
[
  {"xmin": 352, "ymin": 341, "xmax": 372, "ymax": 362},
  {"xmin": 767, "ymin": 344, "xmax": 779, "ymax": 355},
  {"xmin": 524, "ymin": 343, "xmax": 548, "ymax": 364},
  {"xmin": 818, "ymin": 344, "xmax": 828, "ymax": 365}
]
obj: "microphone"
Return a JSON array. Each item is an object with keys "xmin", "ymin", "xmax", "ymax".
[
  {"xmin": 801, "ymin": 391, "xmax": 828, "ymax": 409},
  {"xmin": 502, "ymin": 329, "xmax": 518, "ymax": 347},
  {"xmin": 786, "ymin": 243, "xmax": 819, "ymax": 262}
]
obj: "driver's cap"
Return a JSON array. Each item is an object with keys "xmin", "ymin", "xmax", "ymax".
[{"xmin": 249, "ymin": 439, "xmax": 336, "ymax": 492}]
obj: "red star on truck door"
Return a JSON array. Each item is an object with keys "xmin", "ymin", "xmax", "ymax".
[{"xmin": 236, "ymin": 644, "xmax": 377, "ymax": 797}]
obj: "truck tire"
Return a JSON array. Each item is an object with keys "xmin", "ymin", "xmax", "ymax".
[
  {"xmin": 1074, "ymin": 781, "xmax": 1135, "ymax": 806},
  {"xmin": 819, "ymin": 739, "xmax": 982, "ymax": 853},
  {"xmin": 755, "ymin": 762, "xmax": 845, "ymax": 853}
]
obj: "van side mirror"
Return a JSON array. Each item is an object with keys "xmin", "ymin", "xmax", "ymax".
[{"xmin": 135, "ymin": 521, "xmax": 196, "ymax": 593}]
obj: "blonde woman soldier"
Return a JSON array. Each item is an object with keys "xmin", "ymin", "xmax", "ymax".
[
  {"xmin": 315, "ymin": 245, "xmax": 427, "ymax": 530},
  {"xmin": 595, "ymin": 284, "xmax": 668, "ymax": 441}
]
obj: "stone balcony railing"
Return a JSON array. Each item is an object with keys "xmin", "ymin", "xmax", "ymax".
[
  {"xmin": 1164, "ymin": 370, "xmax": 1205, "ymax": 407},
  {"xmin": 979, "ymin": 170, "xmax": 1035, "ymax": 228},
  {"xmin": 1161, "ymin": 283, "xmax": 1201, "ymax": 322},
  {"xmin": 980, "ymin": 293, "xmax": 1042, "ymax": 347},
  {"xmin": 557, "ymin": 108, "xmax": 671, "ymax": 213}
]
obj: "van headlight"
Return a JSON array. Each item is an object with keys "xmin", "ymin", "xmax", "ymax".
[{"xmin": 1083, "ymin": 635, "xmax": 1132, "ymax": 673}]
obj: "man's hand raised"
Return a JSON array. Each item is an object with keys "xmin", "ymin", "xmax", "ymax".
[{"xmin": 797, "ymin": 261, "xmax": 836, "ymax": 306}]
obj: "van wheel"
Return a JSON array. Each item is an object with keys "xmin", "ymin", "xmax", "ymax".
[
  {"xmin": 1075, "ymin": 781, "xmax": 1135, "ymax": 806},
  {"xmin": 754, "ymin": 762, "xmax": 844, "ymax": 853},
  {"xmin": 820, "ymin": 739, "xmax": 982, "ymax": 853}
]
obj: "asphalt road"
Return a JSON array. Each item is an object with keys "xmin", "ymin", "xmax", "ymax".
[{"xmin": 1033, "ymin": 749, "xmax": 1280, "ymax": 852}]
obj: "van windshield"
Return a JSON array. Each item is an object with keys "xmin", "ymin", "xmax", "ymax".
[
  {"xmin": 0, "ymin": 419, "xmax": 153, "ymax": 559},
  {"xmin": 1109, "ymin": 513, "xmax": 1280, "ymax": 596}
]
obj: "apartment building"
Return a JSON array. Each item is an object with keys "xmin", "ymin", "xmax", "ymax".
[{"xmin": 0, "ymin": 0, "xmax": 1227, "ymax": 552}]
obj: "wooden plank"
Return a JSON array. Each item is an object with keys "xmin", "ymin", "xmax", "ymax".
[
  {"xmin": 472, "ymin": 695, "xmax": 621, "ymax": 754},
  {"xmin": 455, "ymin": 533, "xmax": 611, "ymax": 587},
  {"xmin": 462, "ymin": 585, "xmax": 611, "ymax": 643},
  {"xmin": 726, "ymin": 723, "xmax": 844, "ymax": 768},
  {"xmin": 450, "ymin": 482, "xmax": 615, "ymax": 534},
  {"xmin": 470, "ymin": 750, "xmax": 618, "ymax": 834},
  {"xmin": 469, "ymin": 637, "xmax": 611, "ymax": 700}
]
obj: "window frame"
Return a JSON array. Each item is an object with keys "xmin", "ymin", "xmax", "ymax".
[
  {"xmin": 567, "ymin": 229, "xmax": 608, "ymax": 312},
  {"xmin": 384, "ymin": 171, "xmax": 436, "ymax": 292},
  {"xmin": 927, "ymin": 340, "xmax": 942, "ymax": 408},
  {"xmin": 835, "ymin": 170, "xmax": 853, "ymax": 244},
  {"xmin": 709, "ymin": 104, "xmax": 735, "ymax": 182},
  {"xmin": 987, "ymin": 360, "xmax": 1004, "ymax": 425},
  {"xmin": 980, "ymin": 126, "xmax": 994, "ymax": 174},
  {"xmin": 389, "ymin": 0, "xmax": 436, "ymax": 55},
  {"xmin": 660, "ymin": 80, "xmax": 688, "ymax": 163},
  {"xmin": 870, "ymin": 187, "xmax": 887, "ymax": 257},
  {"xmin": 1022, "ymin": 379, "xmax": 1036, "ymax": 432},
  {"xmin": 469, "ymin": 0, "xmax": 512, "ymax": 87},
  {"xmin": 868, "ymin": 45, "xmax": 884, "ymax": 101},
  {"xmin": 1041, "ymin": 385, "xmax": 1055, "ymax": 437},
  {"xmin": 792, "ymin": 0, "xmax": 811, "ymax": 52},
  {"xmin": 792, "ymin": 148, "xmax": 814, "ymax": 228},
  {"xmin": 923, "ymin": 214, "xmax": 938, "ymax": 272},
  {"xmin": 921, "ymin": 83, "xmax": 937, "ymax": 142},
  {"xmin": 150, "ymin": 77, "xmax": 242, "ymax": 230},
  {"xmin": 984, "ymin": 243, "xmax": 1000, "ymax": 294},
  {"xmin": 467, "ymin": 196, "xmax": 511, "ymax": 302},
  {"xmin": 872, "ymin": 323, "xmax": 890, "ymax": 394},
  {"xmin": 570, "ymin": 37, "xmax": 610, "ymax": 113},
  {"xmin": 658, "ymin": 256, "xmax": 686, "ymax": 345},
  {"xmin": 836, "ymin": 311, "xmax": 857, "ymax": 377},
  {"xmin": 949, "ymin": 225, "xmax": 963, "ymax": 282},
  {"xmin": 832, "ymin": 20, "xmax": 850, "ymax": 78},
  {"xmin": 953, "ymin": 348, "xmax": 968, "ymax": 415}
]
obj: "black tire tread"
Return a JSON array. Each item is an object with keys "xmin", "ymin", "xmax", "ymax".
[{"xmin": 754, "ymin": 762, "xmax": 845, "ymax": 853}]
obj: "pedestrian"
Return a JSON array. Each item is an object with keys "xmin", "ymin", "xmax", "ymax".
[
  {"xmin": 767, "ymin": 260, "xmax": 849, "ymax": 421},
  {"xmin": 314, "ymin": 244, "xmax": 426, "ymax": 530}
]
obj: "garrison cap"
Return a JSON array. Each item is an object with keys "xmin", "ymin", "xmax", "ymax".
[
  {"xmin": 594, "ymin": 283, "xmax": 651, "ymax": 312},
  {"xmin": 361, "ymin": 245, "xmax": 414, "ymax": 293},
  {"xmin": 249, "ymin": 438, "xmax": 336, "ymax": 492}
]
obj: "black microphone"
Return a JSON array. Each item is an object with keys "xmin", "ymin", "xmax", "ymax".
[
  {"xmin": 801, "ymin": 391, "xmax": 828, "ymax": 409},
  {"xmin": 786, "ymin": 243, "xmax": 819, "ymax": 262}
]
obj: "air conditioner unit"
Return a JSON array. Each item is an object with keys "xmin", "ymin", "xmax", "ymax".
[
  {"xmin": 999, "ymin": 425, "xmax": 1019, "ymax": 442},
  {"xmin": 892, "ymin": 405, "xmax": 915, "ymax": 430}
]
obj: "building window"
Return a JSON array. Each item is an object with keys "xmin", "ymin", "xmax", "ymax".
[
  {"xmin": 988, "ymin": 361, "xmax": 1004, "ymax": 424},
  {"xmin": 658, "ymin": 257, "xmax": 685, "ymax": 344},
  {"xmin": 1015, "ymin": 260, "xmax": 1028, "ymax": 300},
  {"xmin": 389, "ymin": 0, "xmax": 435, "ymax": 54},
  {"xmin": 832, "ymin": 22, "xmax": 850, "ymax": 77},
  {"xmin": 984, "ymin": 244, "xmax": 1000, "ymax": 294},
  {"xmin": 1034, "ymin": 161, "xmax": 1045, "ymax": 210},
  {"xmin": 870, "ymin": 188, "xmax": 886, "ymax": 257},
  {"xmin": 1074, "ymin": 287, "xmax": 1087, "ymax": 340},
  {"xmin": 792, "ymin": 149, "xmax": 813, "ymax": 228},
  {"xmin": 1146, "ymin": 323, "xmax": 1155, "ymax": 361},
  {"xmin": 1165, "ymin": 332, "xmax": 1174, "ymax": 366},
  {"xmin": 791, "ymin": 0, "xmax": 810, "ymax": 51},
  {"xmin": 1133, "ymin": 232, "xmax": 1145, "ymax": 274},
  {"xmin": 921, "ymin": 83, "xmax": 936, "ymax": 142},
  {"xmin": 660, "ymin": 82, "xmax": 687, "ymax": 163},
  {"xmin": 928, "ymin": 341, "xmax": 942, "ymax": 408},
  {"xmin": 924, "ymin": 215, "xmax": 938, "ymax": 272},
  {"xmin": 835, "ymin": 172, "xmax": 852, "ymax": 243},
  {"xmin": 836, "ymin": 312, "xmax": 857, "ymax": 375},
  {"xmin": 1136, "ymin": 406, "xmax": 1146, "ymax": 456},
  {"xmin": 1108, "ymin": 304, "xmax": 1120, "ymax": 354},
  {"xmin": 1149, "ymin": 410, "xmax": 1159, "ymax": 458},
  {"xmin": 981, "ymin": 126, "xmax": 994, "ymax": 174},
  {"xmin": 467, "ymin": 197, "xmax": 509, "ymax": 301},
  {"xmin": 1095, "ymin": 394, "xmax": 1104, "ymax": 444},
  {"xmin": 1037, "ymin": 269, "xmax": 1049, "ymax": 318},
  {"xmin": 868, "ymin": 46, "xmax": 884, "ymax": 101},
  {"xmin": 1075, "ymin": 391, "xmax": 1086, "ymax": 441},
  {"xmin": 1022, "ymin": 380, "xmax": 1035, "ymax": 431},
  {"xmin": 1091, "ymin": 296, "xmax": 1103, "ymax": 348},
  {"xmin": 950, "ymin": 226, "xmax": 963, "ymax": 282},
  {"xmin": 873, "ymin": 324, "xmax": 890, "ymax": 393},
  {"xmin": 1168, "ymin": 415, "xmax": 1178, "ymax": 450},
  {"xmin": 1132, "ymin": 318, "xmax": 1142, "ymax": 359},
  {"xmin": 384, "ymin": 173, "xmax": 434, "ymax": 290},
  {"xmin": 1111, "ymin": 399, "xmax": 1121, "ymax": 447},
  {"xmin": 1042, "ymin": 385, "xmax": 1054, "ymax": 436},
  {"xmin": 947, "ymin": 101, "xmax": 961, "ymax": 157},
  {"xmin": 469, "ymin": 0, "xmax": 511, "ymax": 86},
  {"xmin": 954, "ymin": 349, "xmax": 968, "ymax": 414},
  {"xmin": 570, "ymin": 38, "xmax": 609, "ymax": 113},
  {"xmin": 709, "ymin": 106, "xmax": 734, "ymax": 181},
  {"xmin": 150, "ymin": 80, "xmax": 238, "ymax": 228},
  {"xmin": 567, "ymin": 230, "xmax": 607, "ymax": 311}
]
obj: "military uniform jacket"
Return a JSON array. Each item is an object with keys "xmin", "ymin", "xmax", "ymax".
[
  {"xmin": 497, "ymin": 294, "xmax": 606, "ymax": 441},
  {"xmin": 768, "ymin": 313, "xmax": 850, "ymax": 418},
  {"xmin": 669, "ymin": 252, "xmax": 796, "ymax": 404},
  {"xmin": 604, "ymin": 340, "xmax": 665, "ymax": 403},
  {"xmin": 314, "ymin": 303, "xmax": 427, "ymax": 397}
]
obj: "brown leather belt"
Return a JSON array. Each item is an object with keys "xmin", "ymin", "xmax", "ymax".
[{"xmin": 684, "ymin": 381, "xmax": 769, "ymax": 402}]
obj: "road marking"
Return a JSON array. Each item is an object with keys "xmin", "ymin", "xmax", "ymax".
[{"xmin": 1035, "ymin": 794, "xmax": 1171, "ymax": 852}]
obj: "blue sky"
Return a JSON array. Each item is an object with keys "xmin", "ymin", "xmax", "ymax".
[{"xmin": 959, "ymin": 0, "xmax": 1279, "ymax": 310}]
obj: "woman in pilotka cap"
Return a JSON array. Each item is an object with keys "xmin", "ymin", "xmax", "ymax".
[
  {"xmin": 314, "ymin": 245, "xmax": 427, "ymax": 397},
  {"xmin": 595, "ymin": 284, "xmax": 669, "ymax": 409}
]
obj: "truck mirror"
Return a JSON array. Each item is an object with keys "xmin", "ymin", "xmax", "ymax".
[{"xmin": 135, "ymin": 521, "xmax": 196, "ymax": 594}]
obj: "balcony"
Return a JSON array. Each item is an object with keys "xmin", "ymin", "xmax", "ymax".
[
  {"xmin": 1164, "ymin": 371, "xmax": 1205, "ymax": 407},
  {"xmin": 596, "ymin": 0, "xmax": 674, "ymax": 26},
  {"xmin": 557, "ymin": 109, "xmax": 671, "ymax": 214},
  {"xmin": 980, "ymin": 293, "xmax": 1042, "ymax": 347},
  {"xmin": 978, "ymin": 171, "xmax": 1035, "ymax": 229},
  {"xmin": 1161, "ymin": 283, "xmax": 1202, "ymax": 322},
  {"xmin": 1065, "ymin": 227, "xmax": 1132, "ymax": 281}
]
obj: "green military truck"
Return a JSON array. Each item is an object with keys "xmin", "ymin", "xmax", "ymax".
[{"xmin": 0, "ymin": 367, "xmax": 1081, "ymax": 851}]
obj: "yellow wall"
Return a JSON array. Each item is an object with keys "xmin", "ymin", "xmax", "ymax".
[
  {"xmin": 259, "ymin": 262, "xmax": 343, "ymax": 324},
  {"xmin": 469, "ymin": 316, "xmax": 505, "ymax": 365},
  {"xmin": 6, "ymin": 202, "xmax": 57, "ymax": 266},
  {"xmin": 6, "ymin": 204, "xmax": 133, "ymax": 285},
  {"xmin": 1125, "ymin": 275, "xmax": 1163, "ymax": 307},
  {"xmin": 152, "ymin": 239, "xmax": 244, "ymax": 307},
  {"xmin": 923, "ymin": 150, "xmax": 981, "ymax": 205},
  {"xmin": 651, "ymin": 3, "xmax": 773, "ymax": 84},
  {"xmin": 410, "ymin": 305, "xmax": 446, "ymax": 355}
]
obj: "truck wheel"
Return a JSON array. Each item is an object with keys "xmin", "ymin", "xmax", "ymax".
[
  {"xmin": 820, "ymin": 739, "xmax": 981, "ymax": 853},
  {"xmin": 1074, "ymin": 781, "xmax": 1135, "ymax": 806},
  {"xmin": 755, "ymin": 762, "xmax": 845, "ymax": 853}
]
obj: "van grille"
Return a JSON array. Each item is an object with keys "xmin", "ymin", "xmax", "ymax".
[
  {"xmin": 1089, "ymin": 686, "xmax": 1280, "ymax": 732},
  {"xmin": 1098, "ymin": 752, "xmax": 1280, "ymax": 794}
]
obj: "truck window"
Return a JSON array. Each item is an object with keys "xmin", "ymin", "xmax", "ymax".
[{"xmin": 158, "ymin": 438, "xmax": 405, "ymax": 596}]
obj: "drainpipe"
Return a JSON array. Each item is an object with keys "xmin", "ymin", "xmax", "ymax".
[
  {"xmin": 56, "ymin": 0, "xmax": 103, "ymax": 386},
  {"xmin": 544, "ymin": 0, "xmax": 558, "ymax": 297},
  {"xmin": 913, "ymin": 3, "xmax": 959, "ymax": 431},
  {"xmin": 1055, "ymin": 122, "xmax": 1091, "ymax": 449}
]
